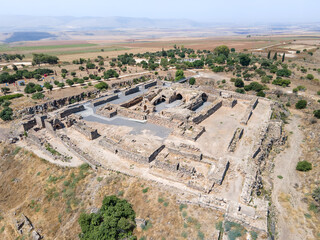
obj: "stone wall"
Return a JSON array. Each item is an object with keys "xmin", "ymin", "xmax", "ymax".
[
  {"xmin": 57, "ymin": 104, "xmax": 85, "ymax": 118},
  {"xmin": 120, "ymin": 96, "xmax": 143, "ymax": 108},
  {"xmin": 144, "ymin": 80, "xmax": 157, "ymax": 89},
  {"xmin": 192, "ymin": 100, "xmax": 222, "ymax": 124},
  {"xmin": 208, "ymin": 158, "xmax": 230, "ymax": 185},
  {"xmin": 72, "ymin": 121, "xmax": 99, "ymax": 140},
  {"xmin": 228, "ymin": 128, "xmax": 244, "ymax": 152},
  {"xmin": 99, "ymin": 136, "xmax": 165, "ymax": 164},
  {"xmin": 14, "ymin": 90, "xmax": 99, "ymax": 117},
  {"xmin": 124, "ymin": 86, "xmax": 140, "ymax": 96},
  {"xmin": 35, "ymin": 115, "xmax": 47, "ymax": 129},
  {"xmin": 92, "ymin": 94, "xmax": 118, "ymax": 107},
  {"xmin": 21, "ymin": 118, "xmax": 37, "ymax": 132},
  {"xmin": 117, "ymin": 107, "xmax": 147, "ymax": 120}
]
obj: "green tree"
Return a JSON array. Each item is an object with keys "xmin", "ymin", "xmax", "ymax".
[
  {"xmin": 239, "ymin": 54, "xmax": 251, "ymax": 66},
  {"xmin": 282, "ymin": 53, "xmax": 285, "ymax": 62},
  {"xmin": 95, "ymin": 82, "xmax": 108, "ymax": 90},
  {"xmin": 189, "ymin": 77, "xmax": 196, "ymax": 85},
  {"xmin": 44, "ymin": 82, "xmax": 53, "ymax": 91},
  {"xmin": 234, "ymin": 79, "xmax": 244, "ymax": 88},
  {"xmin": 58, "ymin": 83, "xmax": 65, "ymax": 89},
  {"xmin": 313, "ymin": 110, "xmax": 320, "ymax": 119},
  {"xmin": 78, "ymin": 195, "xmax": 136, "ymax": 240},
  {"xmin": 267, "ymin": 51, "xmax": 271, "ymax": 59},
  {"xmin": 306, "ymin": 74, "xmax": 314, "ymax": 80},
  {"xmin": 295, "ymin": 100, "xmax": 307, "ymax": 109},
  {"xmin": 175, "ymin": 70, "xmax": 185, "ymax": 81},
  {"xmin": 273, "ymin": 52, "xmax": 278, "ymax": 60},
  {"xmin": 1, "ymin": 87, "xmax": 10, "ymax": 95},
  {"xmin": 214, "ymin": 45, "xmax": 230, "ymax": 57},
  {"xmin": 66, "ymin": 79, "xmax": 74, "ymax": 87}
]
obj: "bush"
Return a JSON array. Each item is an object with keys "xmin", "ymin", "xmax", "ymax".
[
  {"xmin": 272, "ymin": 78, "xmax": 291, "ymax": 87},
  {"xmin": 234, "ymin": 78, "xmax": 244, "ymax": 88},
  {"xmin": 235, "ymin": 88, "xmax": 245, "ymax": 94},
  {"xmin": 0, "ymin": 106, "xmax": 13, "ymax": 121},
  {"xmin": 86, "ymin": 62, "xmax": 96, "ymax": 69},
  {"xmin": 175, "ymin": 70, "xmax": 185, "ymax": 81},
  {"xmin": 78, "ymin": 195, "xmax": 136, "ymax": 239},
  {"xmin": 189, "ymin": 77, "xmax": 196, "ymax": 85},
  {"xmin": 244, "ymin": 82, "xmax": 263, "ymax": 92},
  {"xmin": 32, "ymin": 92, "xmax": 44, "ymax": 100},
  {"xmin": 314, "ymin": 110, "xmax": 320, "ymax": 119},
  {"xmin": 94, "ymin": 82, "xmax": 108, "ymax": 90},
  {"xmin": 312, "ymin": 187, "xmax": 320, "ymax": 203},
  {"xmin": 276, "ymin": 68, "xmax": 291, "ymax": 77},
  {"xmin": 296, "ymin": 161, "xmax": 312, "ymax": 172},
  {"xmin": 306, "ymin": 74, "xmax": 314, "ymax": 80},
  {"xmin": 295, "ymin": 100, "xmax": 307, "ymax": 109},
  {"xmin": 103, "ymin": 69, "xmax": 119, "ymax": 79},
  {"xmin": 256, "ymin": 90, "xmax": 265, "ymax": 97}
]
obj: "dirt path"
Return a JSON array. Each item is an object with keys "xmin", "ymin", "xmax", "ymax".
[{"xmin": 271, "ymin": 112, "xmax": 313, "ymax": 239}]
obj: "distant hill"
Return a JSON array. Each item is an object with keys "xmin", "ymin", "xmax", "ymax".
[{"xmin": 0, "ymin": 15, "xmax": 210, "ymax": 32}]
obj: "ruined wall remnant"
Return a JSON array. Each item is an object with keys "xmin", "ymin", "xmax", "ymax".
[
  {"xmin": 57, "ymin": 104, "xmax": 85, "ymax": 118},
  {"xmin": 192, "ymin": 100, "xmax": 222, "ymax": 124},
  {"xmin": 21, "ymin": 118, "xmax": 37, "ymax": 132},
  {"xmin": 99, "ymin": 136, "xmax": 165, "ymax": 164},
  {"xmin": 144, "ymin": 80, "xmax": 157, "ymax": 89},
  {"xmin": 72, "ymin": 121, "xmax": 99, "ymax": 140},
  {"xmin": 124, "ymin": 86, "xmax": 139, "ymax": 96},
  {"xmin": 208, "ymin": 158, "xmax": 230, "ymax": 185},
  {"xmin": 92, "ymin": 94, "xmax": 118, "ymax": 107},
  {"xmin": 228, "ymin": 128, "xmax": 244, "ymax": 152},
  {"xmin": 223, "ymin": 99, "xmax": 237, "ymax": 108},
  {"xmin": 35, "ymin": 115, "xmax": 47, "ymax": 129},
  {"xmin": 14, "ymin": 90, "xmax": 99, "ymax": 118}
]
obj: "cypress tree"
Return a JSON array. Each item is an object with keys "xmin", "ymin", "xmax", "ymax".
[
  {"xmin": 273, "ymin": 52, "xmax": 278, "ymax": 60},
  {"xmin": 267, "ymin": 51, "xmax": 271, "ymax": 59},
  {"xmin": 282, "ymin": 53, "xmax": 285, "ymax": 62}
]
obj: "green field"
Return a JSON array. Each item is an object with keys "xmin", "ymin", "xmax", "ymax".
[
  {"xmin": 0, "ymin": 43, "xmax": 98, "ymax": 52},
  {"xmin": 19, "ymin": 47, "xmax": 131, "ymax": 58}
]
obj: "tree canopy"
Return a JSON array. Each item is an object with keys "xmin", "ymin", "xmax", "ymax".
[
  {"xmin": 78, "ymin": 195, "xmax": 136, "ymax": 240},
  {"xmin": 214, "ymin": 45, "xmax": 230, "ymax": 57}
]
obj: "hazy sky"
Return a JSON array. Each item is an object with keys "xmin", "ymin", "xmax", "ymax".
[{"xmin": 1, "ymin": 0, "xmax": 319, "ymax": 23}]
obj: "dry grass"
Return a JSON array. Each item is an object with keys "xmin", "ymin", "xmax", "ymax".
[{"xmin": 0, "ymin": 143, "xmax": 223, "ymax": 239}]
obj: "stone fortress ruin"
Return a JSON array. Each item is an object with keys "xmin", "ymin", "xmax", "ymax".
[{"xmin": 17, "ymin": 79, "xmax": 286, "ymax": 233}]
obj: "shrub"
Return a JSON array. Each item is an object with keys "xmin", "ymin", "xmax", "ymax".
[
  {"xmin": 0, "ymin": 107, "xmax": 13, "ymax": 121},
  {"xmin": 66, "ymin": 79, "xmax": 74, "ymax": 86},
  {"xmin": 189, "ymin": 77, "xmax": 196, "ymax": 85},
  {"xmin": 256, "ymin": 90, "xmax": 265, "ymax": 97},
  {"xmin": 276, "ymin": 68, "xmax": 291, "ymax": 77},
  {"xmin": 235, "ymin": 88, "xmax": 245, "ymax": 94},
  {"xmin": 86, "ymin": 62, "xmax": 96, "ymax": 69},
  {"xmin": 234, "ymin": 78, "xmax": 244, "ymax": 88},
  {"xmin": 295, "ymin": 100, "xmax": 307, "ymax": 109},
  {"xmin": 244, "ymin": 82, "xmax": 263, "ymax": 92},
  {"xmin": 313, "ymin": 110, "xmax": 320, "ymax": 119},
  {"xmin": 306, "ymin": 74, "xmax": 314, "ymax": 80},
  {"xmin": 312, "ymin": 187, "xmax": 320, "ymax": 203},
  {"xmin": 175, "ymin": 70, "xmax": 185, "ymax": 81},
  {"xmin": 32, "ymin": 92, "xmax": 44, "ymax": 100},
  {"xmin": 296, "ymin": 160, "xmax": 312, "ymax": 171},
  {"xmin": 94, "ymin": 82, "xmax": 108, "ymax": 90},
  {"xmin": 272, "ymin": 78, "xmax": 291, "ymax": 87}
]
